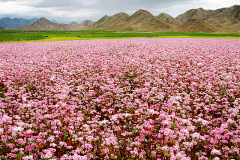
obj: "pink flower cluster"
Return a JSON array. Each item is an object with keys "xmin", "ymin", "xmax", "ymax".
[{"xmin": 0, "ymin": 38, "xmax": 240, "ymax": 159}]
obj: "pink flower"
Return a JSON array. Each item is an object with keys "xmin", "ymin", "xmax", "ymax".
[
  {"xmin": 130, "ymin": 147, "xmax": 138, "ymax": 155},
  {"xmin": 198, "ymin": 156, "xmax": 208, "ymax": 160},
  {"xmin": 23, "ymin": 132, "xmax": 30, "ymax": 138},
  {"xmin": 48, "ymin": 148, "xmax": 56, "ymax": 152},
  {"xmin": 59, "ymin": 141, "xmax": 65, "ymax": 146},
  {"xmin": 211, "ymin": 149, "xmax": 221, "ymax": 155},
  {"xmin": 139, "ymin": 149, "xmax": 146, "ymax": 158},
  {"xmin": 151, "ymin": 151, "xmax": 157, "ymax": 157},
  {"xmin": 47, "ymin": 136, "xmax": 55, "ymax": 142},
  {"xmin": 25, "ymin": 145, "xmax": 32, "ymax": 152},
  {"xmin": 15, "ymin": 138, "xmax": 25, "ymax": 145},
  {"xmin": 7, "ymin": 153, "xmax": 17, "ymax": 158},
  {"xmin": 50, "ymin": 143, "xmax": 57, "ymax": 147},
  {"xmin": 131, "ymin": 141, "xmax": 141, "ymax": 146},
  {"xmin": 44, "ymin": 151, "xmax": 52, "ymax": 159},
  {"xmin": 42, "ymin": 149, "xmax": 54, "ymax": 159},
  {"xmin": 22, "ymin": 155, "xmax": 34, "ymax": 160},
  {"xmin": 86, "ymin": 135, "xmax": 94, "ymax": 142},
  {"xmin": 0, "ymin": 128, "xmax": 3, "ymax": 135},
  {"xmin": 13, "ymin": 127, "xmax": 24, "ymax": 132},
  {"xmin": 101, "ymin": 147, "xmax": 109, "ymax": 154},
  {"xmin": 82, "ymin": 143, "xmax": 93, "ymax": 149},
  {"xmin": 11, "ymin": 148, "xmax": 18, "ymax": 152},
  {"xmin": 1, "ymin": 38, "xmax": 240, "ymax": 159},
  {"xmin": 105, "ymin": 136, "xmax": 118, "ymax": 145}
]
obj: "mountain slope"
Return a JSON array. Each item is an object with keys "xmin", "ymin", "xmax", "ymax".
[
  {"xmin": 121, "ymin": 9, "xmax": 155, "ymax": 30},
  {"xmin": 21, "ymin": 18, "xmax": 94, "ymax": 30},
  {"xmin": 69, "ymin": 20, "xmax": 95, "ymax": 30},
  {"xmin": 91, "ymin": 10, "xmax": 172, "ymax": 31},
  {"xmin": 21, "ymin": 17, "xmax": 69, "ymax": 30},
  {"xmin": 156, "ymin": 13, "xmax": 180, "ymax": 25},
  {"xmin": 176, "ymin": 5, "xmax": 240, "ymax": 31},
  {"xmin": 178, "ymin": 18, "xmax": 216, "ymax": 32},
  {"xmin": 0, "ymin": 17, "xmax": 37, "ymax": 29},
  {"xmin": 9, "ymin": 5, "xmax": 240, "ymax": 32},
  {"xmin": 122, "ymin": 10, "xmax": 173, "ymax": 31},
  {"xmin": 81, "ymin": 20, "xmax": 95, "ymax": 27},
  {"xmin": 89, "ymin": 13, "xmax": 129, "ymax": 30},
  {"xmin": 176, "ymin": 8, "xmax": 212, "ymax": 23},
  {"xmin": 89, "ymin": 15, "xmax": 111, "ymax": 29},
  {"xmin": 155, "ymin": 13, "xmax": 180, "ymax": 30},
  {"xmin": 206, "ymin": 5, "xmax": 240, "ymax": 30}
]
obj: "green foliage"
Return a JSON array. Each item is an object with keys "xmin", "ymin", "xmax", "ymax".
[
  {"xmin": 163, "ymin": 150, "xmax": 171, "ymax": 157},
  {"xmin": 169, "ymin": 138, "xmax": 174, "ymax": 143},
  {"xmin": 0, "ymin": 30, "xmax": 239, "ymax": 42},
  {"xmin": 83, "ymin": 110, "xmax": 88, "ymax": 114},
  {"xmin": 170, "ymin": 123, "xmax": 176, "ymax": 128}
]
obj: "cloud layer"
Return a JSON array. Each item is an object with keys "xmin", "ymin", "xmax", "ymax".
[{"xmin": 0, "ymin": 0, "xmax": 239, "ymax": 23}]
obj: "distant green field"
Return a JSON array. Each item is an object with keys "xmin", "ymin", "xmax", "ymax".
[{"xmin": 0, "ymin": 30, "xmax": 240, "ymax": 42}]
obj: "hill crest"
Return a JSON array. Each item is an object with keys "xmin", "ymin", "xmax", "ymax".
[
  {"xmin": 11, "ymin": 5, "xmax": 240, "ymax": 32},
  {"xmin": 0, "ymin": 17, "xmax": 37, "ymax": 29},
  {"xmin": 21, "ymin": 18, "xmax": 95, "ymax": 30},
  {"xmin": 176, "ymin": 5, "xmax": 240, "ymax": 31}
]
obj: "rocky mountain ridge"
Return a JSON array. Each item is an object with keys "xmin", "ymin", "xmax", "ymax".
[
  {"xmin": 90, "ymin": 5, "xmax": 240, "ymax": 32},
  {"xmin": 0, "ymin": 17, "xmax": 37, "ymax": 29},
  {"xmin": 21, "ymin": 17, "xmax": 94, "ymax": 30},
  {"xmin": 1, "ymin": 5, "xmax": 239, "ymax": 32}
]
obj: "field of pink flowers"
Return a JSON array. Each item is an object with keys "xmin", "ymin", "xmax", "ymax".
[{"xmin": 0, "ymin": 38, "xmax": 240, "ymax": 159}]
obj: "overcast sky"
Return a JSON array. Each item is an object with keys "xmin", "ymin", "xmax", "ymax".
[{"xmin": 0, "ymin": 0, "xmax": 239, "ymax": 23}]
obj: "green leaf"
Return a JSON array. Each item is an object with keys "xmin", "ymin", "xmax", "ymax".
[
  {"xmin": 1, "ymin": 93, "xmax": 6, "ymax": 98},
  {"xmin": 170, "ymin": 123, "xmax": 176, "ymax": 128},
  {"xmin": 163, "ymin": 150, "xmax": 171, "ymax": 157},
  {"xmin": 169, "ymin": 138, "xmax": 174, "ymax": 143},
  {"xmin": 83, "ymin": 110, "xmax": 87, "ymax": 114}
]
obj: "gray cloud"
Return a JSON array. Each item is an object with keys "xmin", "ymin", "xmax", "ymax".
[
  {"xmin": 28, "ymin": 0, "xmax": 194, "ymax": 14},
  {"xmin": 0, "ymin": 0, "xmax": 239, "ymax": 23},
  {"xmin": 91, "ymin": 0, "xmax": 196, "ymax": 16},
  {"xmin": 29, "ymin": 0, "xmax": 94, "ymax": 8},
  {"xmin": 0, "ymin": 0, "xmax": 16, "ymax": 1}
]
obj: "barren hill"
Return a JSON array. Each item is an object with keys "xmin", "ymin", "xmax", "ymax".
[
  {"xmin": 81, "ymin": 20, "xmax": 95, "ymax": 27},
  {"xmin": 178, "ymin": 18, "xmax": 216, "ymax": 32},
  {"xmin": 69, "ymin": 20, "xmax": 95, "ymax": 30},
  {"xmin": 156, "ymin": 13, "xmax": 180, "ymax": 25},
  {"xmin": 90, "ymin": 5, "xmax": 240, "ymax": 31},
  {"xmin": 176, "ymin": 5, "xmax": 240, "ymax": 31},
  {"xmin": 90, "ymin": 15, "xmax": 110, "ymax": 29},
  {"xmin": 176, "ymin": 8, "xmax": 212, "ymax": 23},
  {"xmin": 4, "ymin": 27, "xmax": 14, "ymax": 30},
  {"xmin": 89, "ymin": 13, "xmax": 129, "ymax": 30},
  {"xmin": 91, "ymin": 9, "xmax": 172, "ymax": 31},
  {"xmin": 21, "ymin": 18, "xmax": 95, "ymax": 30},
  {"xmin": 122, "ymin": 10, "xmax": 173, "ymax": 31},
  {"xmin": 16, "ymin": 5, "xmax": 240, "ymax": 32},
  {"xmin": 120, "ymin": 9, "xmax": 156, "ymax": 31},
  {"xmin": 21, "ymin": 17, "xmax": 70, "ymax": 30}
]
